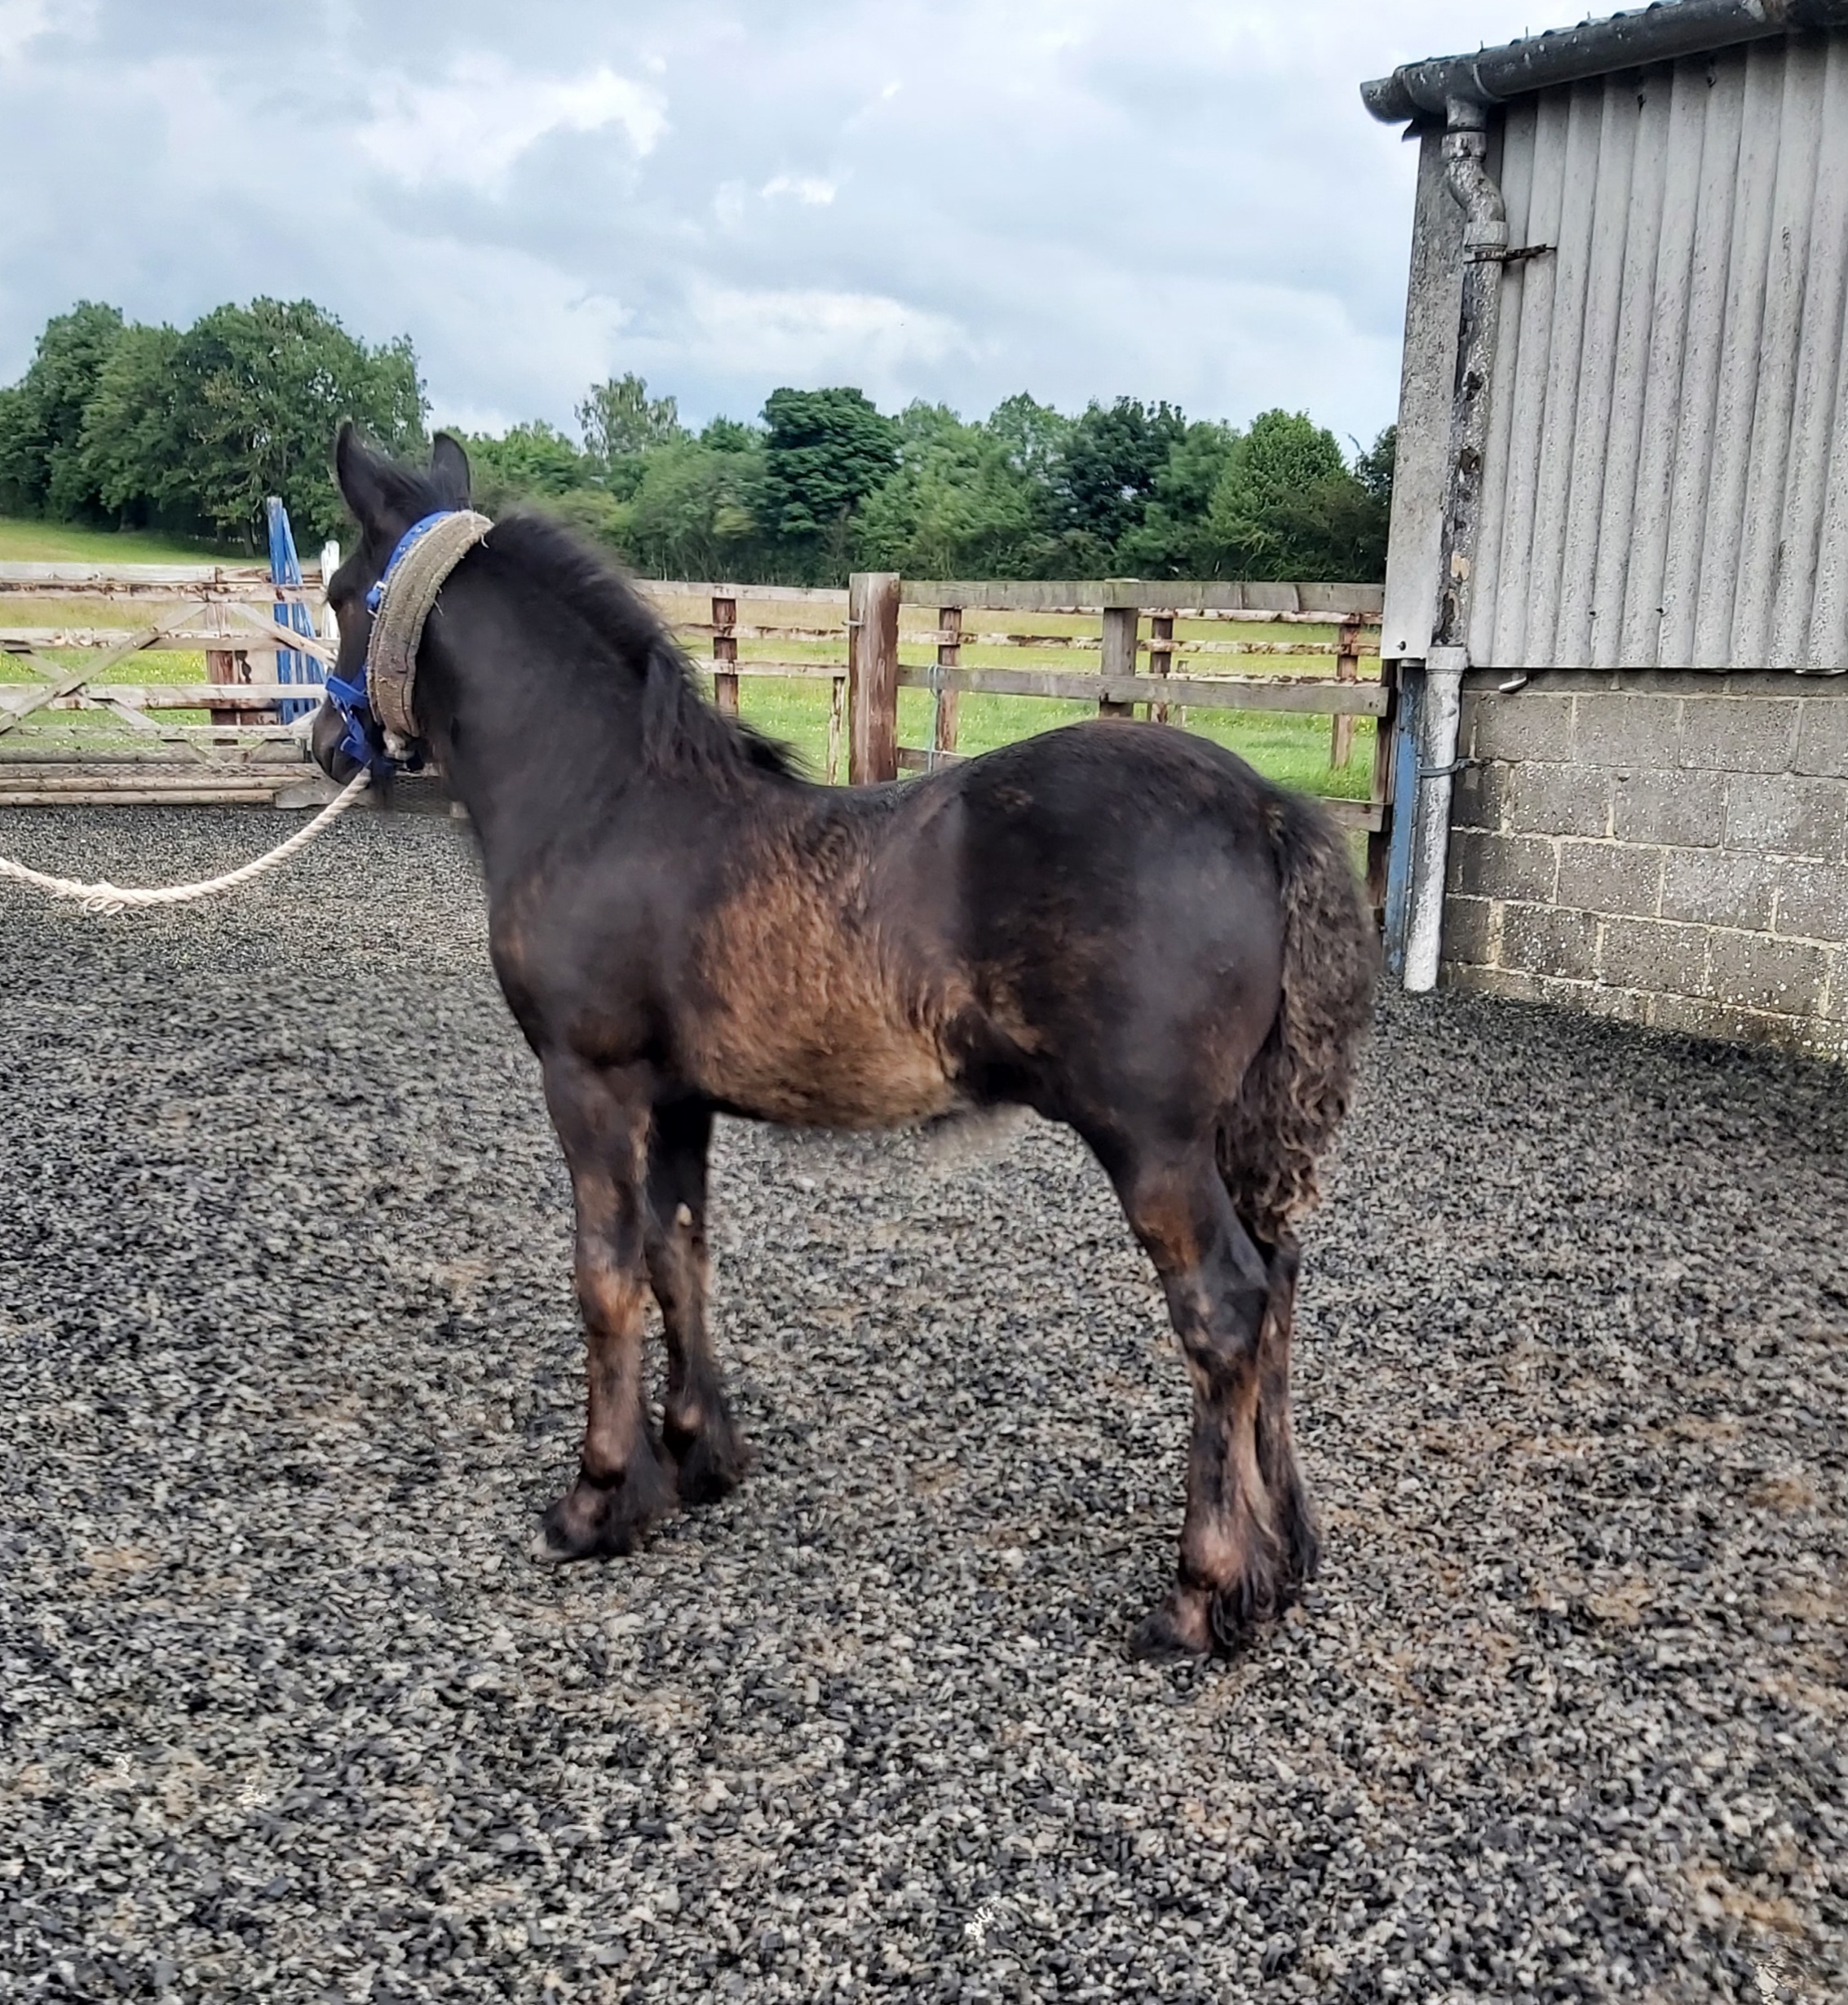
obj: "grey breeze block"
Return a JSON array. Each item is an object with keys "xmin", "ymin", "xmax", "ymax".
[{"xmin": 1444, "ymin": 670, "xmax": 1847, "ymax": 1059}]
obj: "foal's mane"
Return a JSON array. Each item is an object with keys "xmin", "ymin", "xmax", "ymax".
[{"xmin": 484, "ymin": 511, "xmax": 800, "ymax": 787}]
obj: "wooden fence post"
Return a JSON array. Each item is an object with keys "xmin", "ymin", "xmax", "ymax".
[
  {"xmin": 203, "ymin": 591, "xmax": 244, "ymax": 729},
  {"xmin": 1330, "ymin": 614, "xmax": 1363, "ymax": 768},
  {"xmin": 712, "ymin": 592, "xmax": 739, "ymax": 717},
  {"xmin": 847, "ymin": 572, "xmax": 900, "ymax": 784},
  {"xmin": 1099, "ymin": 590, "xmax": 1138, "ymax": 717},
  {"xmin": 931, "ymin": 603, "xmax": 962, "ymax": 767},
  {"xmin": 1148, "ymin": 609, "xmax": 1174, "ymax": 724}
]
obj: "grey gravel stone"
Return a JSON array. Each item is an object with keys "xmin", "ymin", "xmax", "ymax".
[{"xmin": 0, "ymin": 806, "xmax": 1844, "ymax": 2003}]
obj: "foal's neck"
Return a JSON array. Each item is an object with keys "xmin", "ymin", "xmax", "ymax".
[{"xmin": 419, "ymin": 578, "xmax": 657, "ymax": 889}]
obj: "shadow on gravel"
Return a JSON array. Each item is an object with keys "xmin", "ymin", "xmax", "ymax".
[{"xmin": 1, "ymin": 809, "xmax": 1843, "ymax": 2003}]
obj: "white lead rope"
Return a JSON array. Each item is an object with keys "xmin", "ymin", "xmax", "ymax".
[{"xmin": 0, "ymin": 768, "xmax": 373, "ymax": 916}]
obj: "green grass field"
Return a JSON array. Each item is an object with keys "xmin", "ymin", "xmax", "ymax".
[
  {"xmin": 731, "ymin": 676, "xmax": 1376, "ymax": 799},
  {"xmin": 1, "ymin": 522, "xmax": 1381, "ymax": 799},
  {"xmin": 0, "ymin": 518, "xmax": 239, "ymax": 564}
]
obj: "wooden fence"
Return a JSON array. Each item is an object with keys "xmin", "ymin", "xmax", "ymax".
[
  {"xmin": 0, "ymin": 566, "xmax": 1391, "ymax": 886},
  {"xmin": 841, "ymin": 573, "xmax": 1391, "ymax": 898},
  {"xmin": 842, "ymin": 573, "xmax": 1383, "ymax": 780},
  {"xmin": 648, "ymin": 582, "xmax": 852, "ymax": 784}
]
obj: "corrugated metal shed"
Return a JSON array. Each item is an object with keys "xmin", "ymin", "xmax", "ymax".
[
  {"xmin": 1478, "ymin": 38, "xmax": 1848, "ymax": 672},
  {"xmin": 1372, "ymin": 16, "xmax": 1848, "ymax": 675}
]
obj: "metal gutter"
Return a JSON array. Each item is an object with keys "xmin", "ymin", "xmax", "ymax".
[{"xmin": 1363, "ymin": 0, "xmax": 1848, "ymax": 125}]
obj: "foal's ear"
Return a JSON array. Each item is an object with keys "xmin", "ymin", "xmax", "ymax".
[
  {"xmin": 334, "ymin": 420, "xmax": 393, "ymax": 533},
  {"xmin": 429, "ymin": 432, "xmax": 472, "ymax": 510}
]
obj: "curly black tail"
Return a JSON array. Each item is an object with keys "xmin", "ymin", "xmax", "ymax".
[{"xmin": 1218, "ymin": 790, "xmax": 1377, "ymax": 1242}]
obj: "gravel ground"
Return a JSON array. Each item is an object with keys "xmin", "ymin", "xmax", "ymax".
[{"xmin": 0, "ymin": 806, "xmax": 1844, "ymax": 2005}]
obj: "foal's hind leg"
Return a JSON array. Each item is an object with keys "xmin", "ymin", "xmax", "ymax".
[
  {"xmin": 643, "ymin": 1100, "xmax": 749, "ymax": 1505},
  {"xmin": 1107, "ymin": 1145, "xmax": 1285, "ymax": 1659},
  {"xmin": 535, "ymin": 1056, "xmax": 676, "ymax": 1560},
  {"xmin": 1252, "ymin": 1234, "xmax": 1320, "ymax": 1600}
]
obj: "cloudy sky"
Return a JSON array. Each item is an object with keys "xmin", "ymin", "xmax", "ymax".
[{"xmin": 0, "ymin": 0, "xmax": 1560, "ymax": 448}]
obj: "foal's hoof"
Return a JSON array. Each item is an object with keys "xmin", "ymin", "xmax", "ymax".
[
  {"xmin": 533, "ymin": 1463, "xmax": 674, "ymax": 1563},
  {"xmin": 1207, "ymin": 1565, "xmax": 1292, "ymax": 1653},
  {"xmin": 667, "ymin": 1421, "xmax": 751, "ymax": 1507},
  {"xmin": 1129, "ymin": 1591, "xmax": 1214, "ymax": 1662},
  {"xmin": 1132, "ymin": 1563, "xmax": 1298, "ymax": 1661}
]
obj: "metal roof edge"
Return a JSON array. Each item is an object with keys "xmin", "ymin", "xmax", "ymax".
[{"xmin": 1362, "ymin": 0, "xmax": 1848, "ymax": 125}]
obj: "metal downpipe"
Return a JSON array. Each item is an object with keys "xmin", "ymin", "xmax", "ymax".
[{"xmin": 1404, "ymin": 100, "xmax": 1505, "ymax": 995}]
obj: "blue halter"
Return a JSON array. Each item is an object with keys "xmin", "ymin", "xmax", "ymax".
[{"xmin": 323, "ymin": 511, "xmax": 455, "ymax": 772}]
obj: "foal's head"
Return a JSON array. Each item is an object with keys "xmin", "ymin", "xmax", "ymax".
[
  {"xmin": 311, "ymin": 421, "xmax": 802, "ymax": 800},
  {"xmin": 310, "ymin": 425, "xmax": 472, "ymax": 781}
]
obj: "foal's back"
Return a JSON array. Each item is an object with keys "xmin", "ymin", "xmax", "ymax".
[{"xmin": 677, "ymin": 719, "xmax": 1289, "ymax": 1139}]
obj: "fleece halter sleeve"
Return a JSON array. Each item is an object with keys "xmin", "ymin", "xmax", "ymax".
[{"xmin": 363, "ymin": 508, "xmax": 493, "ymax": 747}]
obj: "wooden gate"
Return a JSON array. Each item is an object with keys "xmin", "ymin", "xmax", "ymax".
[{"xmin": 0, "ymin": 555, "xmax": 340, "ymax": 808}]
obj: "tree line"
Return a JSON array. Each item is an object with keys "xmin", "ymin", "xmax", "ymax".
[{"xmin": 0, "ymin": 299, "xmax": 1395, "ymax": 584}]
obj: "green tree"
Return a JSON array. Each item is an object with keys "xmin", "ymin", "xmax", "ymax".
[
  {"xmin": 1050, "ymin": 397, "xmax": 1187, "ymax": 571},
  {"xmin": 166, "ymin": 299, "xmax": 424, "ymax": 542},
  {"xmin": 1306, "ymin": 422, "xmax": 1398, "ymax": 581},
  {"xmin": 855, "ymin": 401, "xmax": 1043, "ymax": 578},
  {"xmin": 1291, "ymin": 425, "xmax": 1395, "ymax": 582},
  {"xmin": 577, "ymin": 373, "xmax": 684, "ymax": 467},
  {"xmin": 699, "ymin": 415, "xmax": 759, "ymax": 454},
  {"xmin": 758, "ymin": 387, "xmax": 897, "ymax": 580},
  {"xmin": 464, "ymin": 420, "xmax": 592, "ymax": 507},
  {"xmin": 76, "ymin": 322, "xmax": 187, "ymax": 529},
  {"xmin": 0, "ymin": 300, "xmax": 127, "ymax": 519},
  {"xmin": 548, "ymin": 486, "xmax": 635, "ymax": 547},
  {"xmin": 1205, "ymin": 409, "xmax": 1381, "ymax": 581},
  {"xmin": 459, "ymin": 418, "xmax": 639, "ymax": 545},
  {"xmin": 626, "ymin": 436, "xmax": 760, "ymax": 577},
  {"xmin": 1114, "ymin": 419, "xmax": 1238, "ymax": 577},
  {"xmin": 1355, "ymin": 423, "xmax": 1395, "ymax": 516},
  {"xmin": 982, "ymin": 392, "xmax": 1070, "ymax": 490}
]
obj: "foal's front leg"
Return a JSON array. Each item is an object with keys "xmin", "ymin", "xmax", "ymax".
[
  {"xmin": 536, "ymin": 1056, "xmax": 676, "ymax": 1560},
  {"xmin": 643, "ymin": 1100, "xmax": 749, "ymax": 1505}
]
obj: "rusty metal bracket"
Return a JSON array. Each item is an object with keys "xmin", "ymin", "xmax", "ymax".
[{"xmin": 1469, "ymin": 241, "xmax": 1556, "ymax": 265}]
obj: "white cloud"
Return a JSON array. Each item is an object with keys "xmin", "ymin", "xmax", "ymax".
[
  {"xmin": 392, "ymin": 240, "xmax": 634, "ymax": 433},
  {"xmin": 760, "ymin": 174, "xmax": 837, "ymax": 206},
  {"xmin": 356, "ymin": 54, "xmax": 666, "ymax": 193},
  {"xmin": 0, "ymin": 0, "xmax": 67, "ymax": 64},
  {"xmin": 683, "ymin": 281, "xmax": 970, "ymax": 398}
]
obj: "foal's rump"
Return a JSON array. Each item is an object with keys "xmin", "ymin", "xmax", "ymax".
[{"xmin": 948, "ymin": 721, "xmax": 1375, "ymax": 1226}]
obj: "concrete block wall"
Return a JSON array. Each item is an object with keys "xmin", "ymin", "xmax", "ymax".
[{"xmin": 1442, "ymin": 670, "xmax": 1848, "ymax": 1058}]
